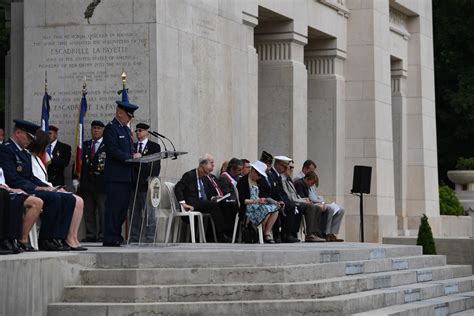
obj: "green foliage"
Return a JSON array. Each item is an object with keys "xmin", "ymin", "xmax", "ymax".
[
  {"xmin": 439, "ymin": 185, "xmax": 464, "ymax": 215},
  {"xmin": 455, "ymin": 157, "xmax": 474, "ymax": 170},
  {"xmin": 416, "ymin": 214, "xmax": 437, "ymax": 255}
]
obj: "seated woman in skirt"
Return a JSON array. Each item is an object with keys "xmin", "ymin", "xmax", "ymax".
[{"xmin": 236, "ymin": 160, "xmax": 279, "ymax": 243}]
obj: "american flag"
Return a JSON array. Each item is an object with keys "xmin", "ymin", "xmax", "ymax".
[{"xmin": 74, "ymin": 86, "xmax": 88, "ymax": 178}]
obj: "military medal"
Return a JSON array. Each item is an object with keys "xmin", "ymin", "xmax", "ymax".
[{"xmin": 17, "ymin": 165, "xmax": 23, "ymax": 172}]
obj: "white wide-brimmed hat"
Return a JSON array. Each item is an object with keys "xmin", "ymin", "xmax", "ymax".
[{"xmin": 250, "ymin": 160, "xmax": 267, "ymax": 177}]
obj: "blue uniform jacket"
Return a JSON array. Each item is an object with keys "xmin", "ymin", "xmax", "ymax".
[
  {"xmin": 0, "ymin": 139, "xmax": 49, "ymax": 192},
  {"xmin": 80, "ymin": 139, "xmax": 106, "ymax": 192},
  {"xmin": 103, "ymin": 117, "xmax": 134, "ymax": 183}
]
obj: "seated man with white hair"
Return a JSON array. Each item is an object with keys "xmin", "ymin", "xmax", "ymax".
[{"xmin": 174, "ymin": 153, "xmax": 232, "ymax": 242}]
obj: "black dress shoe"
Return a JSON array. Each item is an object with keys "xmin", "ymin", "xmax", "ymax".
[
  {"xmin": 39, "ymin": 239, "xmax": 68, "ymax": 251},
  {"xmin": 0, "ymin": 240, "xmax": 14, "ymax": 255},
  {"xmin": 282, "ymin": 235, "xmax": 300, "ymax": 243},
  {"xmin": 8, "ymin": 240, "xmax": 24, "ymax": 254},
  {"xmin": 103, "ymin": 241, "xmax": 122, "ymax": 247},
  {"xmin": 18, "ymin": 241, "xmax": 37, "ymax": 252},
  {"xmin": 57, "ymin": 240, "xmax": 72, "ymax": 251}
]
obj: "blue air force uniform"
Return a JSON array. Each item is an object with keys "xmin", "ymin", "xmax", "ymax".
[
  {"xmin": 103, "ymin": 101, "xmax": 138, "ymax": 246},
  {"xmin": 0, "ymin": 120, "xmax": 75, "ymax": 244}
]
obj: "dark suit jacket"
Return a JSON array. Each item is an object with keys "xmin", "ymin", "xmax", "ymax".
[
  {"xmin": 133, "ymin": 139, "xmax": 161, "ymax": 192},
  {"xmin": 80, "ymin": 139, "xmax": 106, "ymax": 193},
  {"xmin": 47, "ymin": 141, "xmax": 71, "ymax": 186},
  {"xmin": 0, "ymin": 139, "xmax": 49, "ymax": 192},
  {"xmin": 218, "ymin": 173, "xmax": 239, "ymax": 201},
  {"xmin": 294, "ymin": 178, "xmax": 310, "ymax": 199},
  {"xmin": 103, "ymin": 118, "xmax": 134, "ymax": 183},
  {"xmin": 174, "ymin": 169, "xmax": 220, "ymax": 207}
]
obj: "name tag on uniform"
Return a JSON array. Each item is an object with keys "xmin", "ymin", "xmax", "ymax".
[{"xmin": 119, "ymin": 135, "xmax": 125, "ymax": 138}]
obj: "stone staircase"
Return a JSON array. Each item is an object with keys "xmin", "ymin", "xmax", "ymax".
[{"xmin": 47, "ymin": 243, "xmax": 474, "ymax": 315}]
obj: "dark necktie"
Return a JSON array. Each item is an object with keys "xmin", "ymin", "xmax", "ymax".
[
  {"xmin": 138, "ymin": 142, "xmax": 143, "ymax": 154},
  {"xmin": 90, "ymin": 140, "xmax": 97, "ymax": 160},
  {"xmin": 47, "ymin": 144, "xmax": 52, "ymax": 156}
]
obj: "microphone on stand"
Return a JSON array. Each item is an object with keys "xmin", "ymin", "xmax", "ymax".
[
  {"xmin": 149, "ymin": 131, "xmax": 169, "ymax": 159},
  {"xmin": 152, "ymin": 131, "xmax": 178, "ymax": 160}
]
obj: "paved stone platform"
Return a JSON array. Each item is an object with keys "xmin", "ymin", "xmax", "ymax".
[{"xmin": 2, "ymin": 243, "xmax": 474, "ymax": 315}]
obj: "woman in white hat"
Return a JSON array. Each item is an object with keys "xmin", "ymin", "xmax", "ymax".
[{"xmin": 236, "ymin": 160, "xmax": 280, "ymax": 243}]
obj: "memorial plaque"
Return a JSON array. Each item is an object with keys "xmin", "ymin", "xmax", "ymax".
[{"xmin": 24, "ymin": 24, "xmax": 153, "ymax": 146}]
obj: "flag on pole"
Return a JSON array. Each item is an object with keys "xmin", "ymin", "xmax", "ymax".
[
  {"xmin": 118, "ymin": 69, "xmax": 129, "ymax": 102},
  {"xmin": 74, "ymin": 79, "xmax": 88, "ymax": 178},
  {"xmin": 41, "ymin": 73, "xmax": 52, "ymax": 165}
]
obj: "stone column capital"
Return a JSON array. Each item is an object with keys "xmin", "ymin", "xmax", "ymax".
[{"xmin": 304, "ymin": 49, "xmax": 346, "ymax": 78}]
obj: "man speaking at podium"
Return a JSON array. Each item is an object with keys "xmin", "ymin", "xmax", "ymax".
[
  {"xmin": 102, "ymin": 100, "xmax": 141, "ymax": 247},
  {"xmin": 129, "ymin": 123, "xmax": 161, "ymax": 243}
]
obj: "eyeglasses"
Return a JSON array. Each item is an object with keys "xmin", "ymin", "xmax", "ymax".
[
  {"xmin": 289, "ymin": 166, "xmax": 294, "ymax": 170},
  {"xmin": 135, "ymin": 129, "xmax": 145, "ymax": 132}
]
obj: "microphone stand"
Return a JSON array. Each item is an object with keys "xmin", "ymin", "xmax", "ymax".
[
  {"xmin": 152, "ymin": 131, "xmax": 178, "ymax": 160},
  {"xmin": 149, "ymin": 131, "xmax": 169, "ymax": 158}
]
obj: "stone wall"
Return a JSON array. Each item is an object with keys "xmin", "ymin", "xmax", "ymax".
[{"xmin": 7, "ymin": 0, "xmax": 439, "ymax": 242}]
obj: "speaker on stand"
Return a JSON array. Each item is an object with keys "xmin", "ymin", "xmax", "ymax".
[{"xmin": 351, "ymin": 165, "xmax": 372, "ymax": 242}]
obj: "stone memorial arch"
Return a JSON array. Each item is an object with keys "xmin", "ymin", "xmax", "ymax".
[{"xmin": 6, "ymin": 0, "xmax": 445, "ymax": 242}]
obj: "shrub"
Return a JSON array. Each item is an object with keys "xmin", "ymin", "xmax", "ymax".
[
  {"xmin": 416, "ymin": 214, "xmax": 436, "ymax": 255},
  {"xmin": 455, "ymin": 157, "xmax": 474, "ymax": 170},
  {"xmin": 439, "ymin": 185, "xmax": 464, "ymax": 215}
]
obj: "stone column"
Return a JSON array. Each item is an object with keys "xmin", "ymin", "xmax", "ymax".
[
  {"xmin": 238, "ymin": 11, "xmax": 259, "ymax": 161},
  {"xmin": 5, "ymin": 1, "xmax": 23, "ymax": 133},
  {"xmin": 255, "ymin": 26, "xmax": 307, "ymax": 164},
  {"xmin": 405, "ymin": 3, "xmax": 440, "ymax": 234},
  {"xmin": 391, "ymin": 67, "xmax": 408, "ymax": 234},
  {"xmin": 305, "ymin": 45, "xmax": 346, "ymax": 206},
  {"xmin": 344, "ymin": 1, "xmax": 397, "ymax": 242}
]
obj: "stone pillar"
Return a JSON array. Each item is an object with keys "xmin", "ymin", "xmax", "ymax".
[
  {"xmin": 305, "ymin": 44, "xmax": 346, "ymax": 206},
  {"xmin": 391, "ymin": 67, "xmax": 408, "ymax": 234},
  {"xmin": 239, "ymin": 11, "xmax": 259, "ymax": 161},
  {"xmin": 405, "ymin": 3, "xmax": 440, "ymax": 234},
  {"xmin": 255, "ymin": 26, "xmax": 307, "ymax": 164},
  {"xmin": 344, "ymin": 1, "xmax": 397, "ymax": 242},
  {"xmin": 6, "ymin": 1, "xmax": 23, "ymax": 133}
]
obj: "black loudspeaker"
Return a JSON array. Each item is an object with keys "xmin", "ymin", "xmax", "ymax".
[{"xmin": 351, "ymin": 165, "xmax": 372, "ymax": 194}]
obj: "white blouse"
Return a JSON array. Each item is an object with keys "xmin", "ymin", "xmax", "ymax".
[{"xmin": 31, "ymin": 154, "xmax": 53, "ymax": 187}]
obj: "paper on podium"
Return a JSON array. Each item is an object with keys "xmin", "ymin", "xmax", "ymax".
[{"xmin": 126, "ymin": 151, "xmax": 188, "ymax": 163}]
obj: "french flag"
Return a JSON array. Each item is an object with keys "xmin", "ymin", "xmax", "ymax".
[{"xmin": 74, "ymin": 90, "xmax": 88, "ymax": 178}]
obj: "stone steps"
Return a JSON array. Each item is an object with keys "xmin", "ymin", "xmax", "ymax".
[
  {"xmin": 63, "ymin": 265, "xmax": 472, "ymax": 303},
  {"xmin": 80, "ymin": 255, "xmax": 446, "ymax": 285},
  {"xmin": 46, "ymin": 243, "xmax": 474, "ymax": 315},
  {"xmin": 49, "ymin": 279, "xmax": 474, "ymax": 316},
  {"xmin": 91, "ymin": 244, "xmax": 422, "ymax": 268},
  {"xmin": 353, "ymin": 291, "xmax": 474, "ymax": 315}
]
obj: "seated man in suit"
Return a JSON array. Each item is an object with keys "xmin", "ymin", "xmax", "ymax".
[
  {"xmin": 0, "ymin": 120, "xmax": 76, "ymax": 251},
  {"xmin": 130, "ymin": 123, "xmax": 161, "ymax": 243},
  {"xmin": 174, "ymin": 153, "xmax": 231, "ymax": 242},
  {"xmin": 294, "ymin": 171, "xmax": 344, "ymax": 242},
  {"xmin": 217, "ymin": 157, "xmax": 242, "ymax": 235},
  {"xmin": 282, "ymin": 161, "xmax": 325, "ymax": 242},
  {"xmin": 267, "ymin": 155, "xmax": 301, "ymax": 243},
  {"xmin": 0, "ymin": 167, "xmax": 43, "ymax": 253},
  {"xmin": 47, "ymin": 125, "xmax": 72, "ymax": 186}
]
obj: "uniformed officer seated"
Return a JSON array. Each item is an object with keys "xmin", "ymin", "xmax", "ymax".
[
  {"xmin": 0, "ymin": 120, "xmax": 76, "ymax": 251},
  {"xmin": 0, "ymin": 167, "xmax": 43, "ymax": 254}
]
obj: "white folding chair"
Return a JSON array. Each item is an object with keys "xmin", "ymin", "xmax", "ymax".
[
  {"xmin": 298, "ymin": 216, "xmax": 307, "ymax": 241},
  {"xmin": 164, "ymin": 182, "xmax": 216, "ymax": 243}
]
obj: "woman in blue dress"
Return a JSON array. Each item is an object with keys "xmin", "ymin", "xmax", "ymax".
[{"xmin": 236, "ymin": 160, "xmax": 279, "ymax": 243}]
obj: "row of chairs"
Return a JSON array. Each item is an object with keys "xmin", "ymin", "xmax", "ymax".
[{"xmin": 163, "ymin": 182, "xmax": 264, "ymax": 244}]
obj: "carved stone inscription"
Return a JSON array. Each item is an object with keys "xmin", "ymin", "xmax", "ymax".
[{"xmin": 24, "ymin": 24, "xmax": 151, "ymax": 144}]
